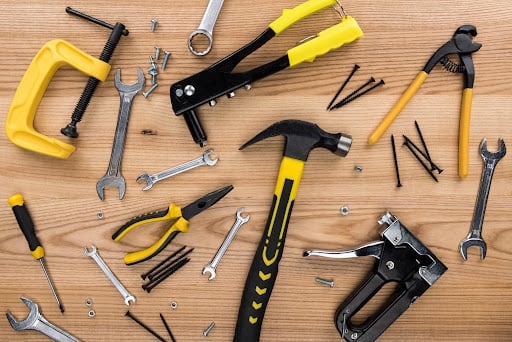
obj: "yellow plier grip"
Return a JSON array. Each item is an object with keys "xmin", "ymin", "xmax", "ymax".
[
  {"xmin": 5, "ymin": 39, "xmax": 110, "ymax": 159},
  {"xmin": 459, "ymin": 88, "xmax": 473, "ymax": 178},
  {"xmin": 112, "ymin": 203, "xmax": 189, "ymax": 265}
]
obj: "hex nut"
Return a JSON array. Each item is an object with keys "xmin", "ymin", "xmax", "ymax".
[
  {"xmin": 340, "ymin": 206, "xmax": 350, "ymax": 216},
  {"xmin": 88, "ymin": 309, "xmax": 96, "ymax": 318},
  {"xmin": 85, "ymin": 298, "xmax": 93, "ymax": 307},
  {"xmin": 170, "ymin": 301, "xmax": 178, "ymax": 309}
]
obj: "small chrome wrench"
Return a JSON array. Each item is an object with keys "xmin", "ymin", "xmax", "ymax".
[
  {"xmin": 202, "ymin": 208, "xmax": 250, "ymax": 280},
  {"xmin": 96, "ymin": 68, "xmax": 145, "ymax": 200},
  {"xmin": 84, "ymin": 245, "xmax": 136, "ymax": 305},
  {"xmin": 460, "ymin": 138, "xmax": 506, "ymax": 260},
  {"xmin": 6, "ymin": 297, "xmax": 80, "ymax": 342},
  {"xmin": 137, "ymin": 149, "xmax": 218, "ymax": 190},
  {"xmin": 188, "ymin": 0, "xmax": 225, "ymax": 56}
]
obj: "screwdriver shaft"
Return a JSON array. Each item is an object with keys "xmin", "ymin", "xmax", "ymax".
[{"xmin": 39, "ymin": 258, "xmax": 64, "ymax": 313}]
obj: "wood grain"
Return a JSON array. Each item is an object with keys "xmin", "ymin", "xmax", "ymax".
[{"xmin": 1, "ymin": 0, "xmax": 512, "ymax": 341}]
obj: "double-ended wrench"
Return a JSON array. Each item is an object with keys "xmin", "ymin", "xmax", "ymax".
[
  {"xmin": 96, "ymin": 68, "xmax": 145, "ymax": 200},
  {"xmin": 137, "ymin": 149, "xmax": 218, "ymax": 190},
  {"xmin": 460, "ymin": 138, "xmax": 506, "ymax": 260},
  {"xmin": 202, "ymin": 207, "xmax": 250, "ymax": 280},
  {"xmin": 84, "ymin": 245, "xmax": 136, "ymax": 305},
  {"xmin": 6, "ymin": 297, "xmax": 80, "ymax": 342},
  {"xmin": 188, "ymin": 0, "xmax": 224, "ymax": 56}
]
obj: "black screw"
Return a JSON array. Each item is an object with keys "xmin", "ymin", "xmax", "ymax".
[
  {"xmin": 403, "ymin": 139, "xmax": 439, "ymax": 182},
  {"xmin": 403, "ymin": 135, "xmax": 443, "ymax": 173},
  {"xmin": 147, "ymin": 248, "xmax": 194, "ymax": 281},
  {"xmin": 326, "ymin": 64, "xmax": 360, "ymax": 110},
  {"xmin": 331, "ymin": 79, "xmax": 385, "ymax": 110},
  {"xmin": 141, "ymin": 245, "xmax": 186, "ymax": 280},
  {"xmin": 414, "ymin": 120, "xmax": 442, "ymax": 172},
  {"xmin": 61, "ymin": 7, "xmax": 128, "ymax": 138},
  {"xmin": 391, "ymin": 134, "xmax": 402, "ymax": 187},
  {"xmin": 125, "ymin": 311, "xmax": 167, "ymax": 342},
  {"xmin": 160, "ymin": 313, "xmax": 177, "ymax": 342},
  {"xmin": 143, "ymin": 258, "xmax": 190, "ymax": 293}
]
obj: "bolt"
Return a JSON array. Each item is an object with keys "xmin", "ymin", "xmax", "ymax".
[
  {"xmin": 143, "ymin": 83, "xmax": 159, "ymax": 98},
  {"xmin": 244, "ymin": 84, "xmax": 252, "ymax": 91},
  {"xmin": 149, "ymin": 56, "xmax": 157, "ymax": 70},
  {"xmin": 162, "ymin": 51, "xmax": 171, "ymax": 70},
  {"xmin": 227, "ymin": 91, "xmax": 235, "ymax": 98},
  {"xmin": 351, "ymin": 332, "xmax": 358, "ymax": 340},
  {"xmin": 175, "ymin": 88, "xmax": 184, "ymax": 97},
  {"xmin": 315, "ymin": 277, "xmax": 334, "ymax": 288},
  {"xmin": 151, "ymin": 19, "xmax": 158, "ymax": 32},
  {"xmin": 155, "ymin": 46, "xmax": 161, "ymax": 61},
  {"xmin": 203, "ymin": 322, "xmax": 215, "ymax": 336},
  {"xmin": 184, "ymin": 85, "xmax": 196, "ymax": 96}
]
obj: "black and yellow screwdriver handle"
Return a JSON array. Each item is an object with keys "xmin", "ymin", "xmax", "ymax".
[
  {"xmin": 112, "ymin": 203, "xmax": 189, "ymax": 265},
  {"xmin": 7, "ymin": 194, "xmax": 45, "ymax": 260},
  {"xmin": 234, "ymin": 157, "xmax": 304, "ymax": 342}
]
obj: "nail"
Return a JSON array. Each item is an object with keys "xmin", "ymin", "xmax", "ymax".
[
  {"xmin": 148, "ymin": 248, "xmax": 194, "ymax": 281},
  {"xmin": 403, "ymin": 140, "xmax": 439, "ymax": 182},
  {"xmin": 143, "ymin": 258, "xmax": 190, "ymax": 293},
  {"xmin": 331, "ymin": 79, "xmax": 385, "ymax": 109},
  {"xmin": 125, "ymin": 311, "xmax": 167, "ymax": 342},
  {"xmin": 391, "ymin": 134, "xmax": 402, "ymax": 187},
  {"xmin": 330, "ymin": 77, "xmax": 376, "ymax": 110},
  {"xmin": 403, "ymin": 135, "xmax": 443, "ymax": 173},
  {"xmin": 160, "ymin": 313, "xmax": 176, "ymax": 342},
  {"xmin": 414, "ymin": 121, "xmax": 442, "ymax": 173},
  {"xmin": 141, "ymin": 246, "xmax": 186, "ymax": 280},
  {"xmin": 326, "ymin": 64, "xmax": 360, "ymax": 110}
]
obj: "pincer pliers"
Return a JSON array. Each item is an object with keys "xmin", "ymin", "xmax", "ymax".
[
  {"xmin": 368, "ymin": 25, "xmax": 482, "ymax": 178},
  {"xmin": 170, "ymin": 0, "xmax": 363, "ymax": 147},
  {"xmin": 112, "ymin": 185, "xmax": 233, "ymax": 265}
]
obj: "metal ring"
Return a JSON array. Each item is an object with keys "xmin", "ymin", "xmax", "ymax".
[
  {"xmin": 88, "ymin": 309, "xmax": 96, "ymax": 318},
  {"xmin": 188, "ymin": 29, "xmax": 213, "ymax": 56}
]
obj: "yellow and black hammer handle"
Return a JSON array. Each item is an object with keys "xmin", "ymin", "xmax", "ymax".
[{"xmin": 234, "ymin": 157, "xmax": 304, "ymax": 341}]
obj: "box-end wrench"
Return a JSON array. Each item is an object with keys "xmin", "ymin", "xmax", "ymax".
[
  {"xmin": 84, "ymin": 245, "xmax": 136, "ymax": 305},
  {"xmin": 6, "ymin": 297, "xmax": 80, "ymax": 342},
  {"xmin": 460, "ymin": 138, "xmax": 506, "ymax": 260},
  {"xmin": 202, "ymin": 208, "xmax": 250, "ymax": 280},
  {"xmin": 96, "ymin": 68, "xmax": 145, "ymax": 200},
  {"xmin": 188, "ymin": 0, "xmax": 224, "ymax": 56},
  {"xmin": 136, "ymin": 149, "xmax": 218, "ymax": 191}
]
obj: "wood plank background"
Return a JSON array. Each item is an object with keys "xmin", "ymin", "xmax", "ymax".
[{"xmin": 1, "ymin": 0, "xmax": 512, "ymax": 341}]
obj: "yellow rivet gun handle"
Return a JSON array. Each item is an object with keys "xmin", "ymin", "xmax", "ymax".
[
  {"xmin": 368, "ymin": 71, "xmax": 428, "ymax": 145},
  {"xmin": 269, "ymin": 0, "xmax": 336, "ymax": 34},
  {"xmin": 287, "ymin": 16, "xmax": 363, "ymax": 67},
  {"xmin": 5, "ymin": 39, "xmax": 110, "ymax": 159},
  {"xmin": 459, "ymin": 88, "xmax": 473, "ymax": 178},
  {"xmin": 234, "ymin": 157, "xmax": 304, "ymax": 342}
]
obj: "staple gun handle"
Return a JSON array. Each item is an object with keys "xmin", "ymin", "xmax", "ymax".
[
  {"xmin": 269, "ymin": 0, "xmax": 336, "ymax": 34},
  {"xmin": 5, "ymin": 39, "xmax": 110, "ymax": 158}
]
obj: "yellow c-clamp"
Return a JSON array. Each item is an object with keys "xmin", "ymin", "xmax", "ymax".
[{"xmin": 5, "ymin": 39, "xmax": 110, "ymax": 159}]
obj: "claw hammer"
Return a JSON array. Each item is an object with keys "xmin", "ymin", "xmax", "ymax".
[{"xmin": 234, "ymin": 120, "xmax": 352, "ymax": 341}]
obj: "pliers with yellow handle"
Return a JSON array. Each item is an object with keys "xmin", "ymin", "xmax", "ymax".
[
  {"xmin": 170, "ymin": 0, "xmax": 363, "ymax": 147},
  {"xmin": 112, "ymin": 185, "xmax": 233, "ymax": 265},
  {"xmin": 368, "ymin": 25, "xmax": 481, "ymax": 178}
]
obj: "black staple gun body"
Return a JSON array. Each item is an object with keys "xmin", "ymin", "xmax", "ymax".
[{"xmin": 304, "ymin": 212, "xmax": 447, "ymax": 341}]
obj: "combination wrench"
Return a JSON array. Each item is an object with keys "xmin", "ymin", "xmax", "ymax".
[
  {"xmin": 6, "ymin": 297, "xmax": 80, "ymax": 342},
  {"xmin": 137, "ymin": 149, "xmax": 218, "ymax": 190},
  {"xmin": 188, "ymin": 0, "xmax": 224, "ymax": 56},
  {"xmin": 84, "ymin": 245, "xmax": 136, "ymax": 305},
  {"xmin": 96, "ymin": 68, "xmax": 145, "ymax": 200},
  {"xmin": 202, "ymin": 208, "xmax": 250, "ymax": 280},
  {"xmin": 460, "ymin": 138, "xmax": 506, "ymax": 260}
]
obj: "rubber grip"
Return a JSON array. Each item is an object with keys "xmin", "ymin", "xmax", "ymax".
[
  {"xmin": 269, "ymin": 0, "xmax": 336, "ymax": 35},
  {"xmin": 7, "ymin": 194, "xmax": 45, "ymax": 260},
  {"xmin": 287, "ymin": 16, "xmax": 363, "ymax": 67},
  {"xmin": 368, "ymin": 71, "xmax": 428, "ymax": 145},
  {"xmin": 458, "ymin": 88, "xmax": 473, "ymax": 179},
  {"xmin": 234, "ymin": 157, "xmax": 304, "ymax": 342}
]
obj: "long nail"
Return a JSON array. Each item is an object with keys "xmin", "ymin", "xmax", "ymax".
[
  {"xmin": 141, "ymin": 246, "xmax": 187, "ymax": 280},
  {"xmin": 403, "ymin": 140, "xmax": 439, "ymax": 182},
  {"xmin": 403, "ymin": 135, "xmax": 443, "ymax": 173},
  {"xmin": 160, "ymin": 313, "xmax": 176, "ymax": 342},
  {"xmin": 143, "ymin": 258, "xmax": 190, "ymax": 293},
  {"xmin": 326, "ymin": 64, "xmax": 360, "ymax": 110},
  {"xmin": 391, "ymin": 135, "xmax": 402, "ymax": 187},
  {"xmin": 125, "ymin": 311, "xmax": 167, "ymax": 342},
  {"xmin": 414, "ymin": 121, "xmax": 442, "ymax": 173},
  {"xmin": 331, "ymin": 79, "xmax": 385, "ymax": 109},
  {"xmin": 148, "ymin": 248, "xmax": 194, "ymax": 281}
]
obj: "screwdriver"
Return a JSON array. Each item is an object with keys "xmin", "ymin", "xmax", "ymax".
[{"xmin": 7, "ymin": 194, "xmax": 64, "ymax": 313}]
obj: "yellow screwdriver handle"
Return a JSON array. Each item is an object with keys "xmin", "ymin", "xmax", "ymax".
[
  {"xmin": 287, "ymin": 16, "xmax": 363, "ymax": 67},
  {"xmin": 368, "ymin": 71, "xmax": 429, "ymax": 145},
  {"xmin": 269, "ymin": 0, "xmax": 336, "ymax": 34},
  {"xmin": 5, "ymin": 39, "xmax": 110, "ymax": 159},
  {"xmin": 459, "ymin": 88, "xmax": 473, "ymax": 178}
]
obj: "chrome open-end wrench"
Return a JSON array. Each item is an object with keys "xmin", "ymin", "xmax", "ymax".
[
  {"xmin": 96, "ymin": 68, "xmax": 145, "ymax": 200},
  {"xmin": 188, "ymin": 0, "xmax": 225, "ymax": 56},
  {"xmin": 84, "ymin": 245, "xmax": 136, "ymax": 305},
  {"xmin": 6, "ymin": 297, "xmax": 80, "ymax": 342},
  {"xmin": 202, "ymin": 208, "xmax": 250, "ymax": 280},
  {"xmin": 460, "ymin": 138, "xmax": 506, "ymax": 260},
  {"xmin": 137, "ymin": 149, "xmax": 218, "ymax": 191}
]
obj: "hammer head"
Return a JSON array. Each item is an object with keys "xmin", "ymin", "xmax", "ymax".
[{"xmin": 239, "ymin": 120, "xmax": 352, "ymax": 161}]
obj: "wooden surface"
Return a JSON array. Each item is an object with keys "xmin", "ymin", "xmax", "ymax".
[{"xmin": 1, "ymin": 1, "xmax": 512, "ymax": 341}]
